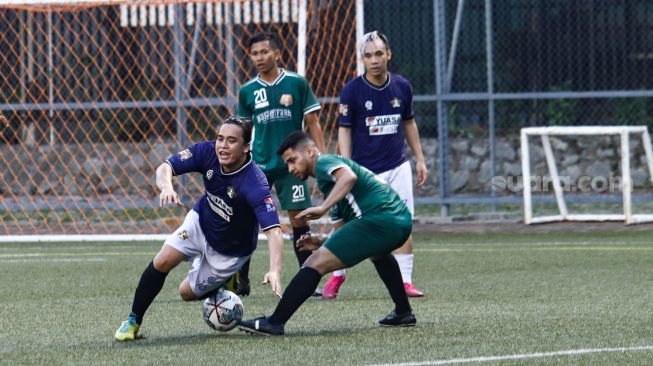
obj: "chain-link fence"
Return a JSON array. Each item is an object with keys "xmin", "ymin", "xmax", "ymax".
[{"xmin": 365, "ymin": 0, "xmax": 653, "ymax": 211}]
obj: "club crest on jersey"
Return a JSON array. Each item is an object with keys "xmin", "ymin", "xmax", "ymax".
[
  {"xmin": 365, "ymin": 101, "xmax": 373, "ymax": 110},
  {"xmin": 280, "ymin": 94, "xmax": 294, "ymax": 106},
  {"xmin": 390, "ymin": 98, "xmax": 401, "ymax": 108},
  {"xmin": 177, "ymin": 229, "xmax": 189, "ymax": 240},
  {"xmin": 178, "ymin": 149, "xmax": 192, "ymax": 161},
  {"xmin": 227, "ymin": 186, "xmax": 236, "ymax": 199},
  {"xmin": 264, "ymin": 197, "xmax": 276, "ymax": 212},
  {"xmin": 339, "ymin": 104, "xmax": 349, "ymax": 116},
  {"xmin": 206, "ymin": 170, "xmax": 214, "ymax": 180}
]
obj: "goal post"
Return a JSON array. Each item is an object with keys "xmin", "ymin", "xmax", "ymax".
[{"xmin": 521, "ymin": 126, "xmax": 653, "ymax": 225}]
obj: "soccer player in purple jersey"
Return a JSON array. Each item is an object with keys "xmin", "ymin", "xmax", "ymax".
[
  {"xmin": 323, "ymin": 31, "xmax": 429, "ymax": 298},
  {"xmin": 114, "ymin": 117, "xmax": 285, "ymax": 341}
]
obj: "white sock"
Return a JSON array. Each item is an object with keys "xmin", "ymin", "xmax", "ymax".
[
  {"xmin": 393, "ymin": 254, "xmax": 413, "ymax": 284},
  {"xmin": 332, "ymin": 269, "xmax": 346, "ymax": 277}
]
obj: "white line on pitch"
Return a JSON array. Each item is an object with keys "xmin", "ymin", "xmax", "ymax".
[
  {"xmin": 366, "ymin": 345, "xmax": 653, "ymax": 366},
  {"xmin": 0, "ymin": 258, "xmax": 106, "ymax": 263}
]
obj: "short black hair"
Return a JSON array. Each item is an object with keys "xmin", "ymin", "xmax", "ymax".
[
  {"xmin": 247, "ymin": 32, "xmax": 279, "ymax": 50},
  {"xmin": 222, "ymin": 116, "xmax": 253, "ymax": 144},
  {"xmin": 277, "ymin": 131, "xmax": 312, "ymax": 156}
]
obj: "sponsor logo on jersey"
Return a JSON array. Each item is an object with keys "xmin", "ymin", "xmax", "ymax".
[
  {"xmin": 280, "ymin": 94, "xmax": 294, "ymax": 106},
  {"xmin": 390, "ymin": 98, "xmax": 401, "ymax": 108},
  {"xmin": 227, "ymin": 186, "xmax": 236, "ymax": 199},
  {"xmin": 256, "ymin": 108, "xmax": 293, "ymax": 124},
  {"xmin": 365, "ymin": 100, "xmax": 373, "ymax": 110},
  {"xmin": 339, "ymin": 104, "xmax": 349, "ymax": 116},
  {"xmin": 206, "ymin": 170, "xmax": 214, "ymax": 180},
  {"xmin": 207, "ymin": 191, "xmax": 233, "ymax": 222},
  {"xmin": 264, "ymin": 197, "xmax": 276, "ymax": 212},
  {"xmin": 365, "ymin": 114, "xmax": 401, "ymax": 136},
  {"xmin": 178, "ymin": 149, "xmax": 192, "ymax": 161},
  {"xmin": 177, "ymin": 229, "xmax": 189, "ymax": 240}
]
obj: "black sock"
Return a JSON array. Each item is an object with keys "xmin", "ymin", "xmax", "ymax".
[
  {"xmin": 292, "ymin": 226, "xmax": 312, "ymax": 267},
  {"xmin": 238, "ymin": 258, "xmax": 251, "ymax": 283},
  {"xmin": 130, "ymin": 261, "xmax": 169, "ymax": 324},
  {"xmin": 372, "ymin": 255, "xmax": 411, "ymax": 314},
  {"xmin": 269, "ymin": 267, "xmax": 322, "ymax": 325}
]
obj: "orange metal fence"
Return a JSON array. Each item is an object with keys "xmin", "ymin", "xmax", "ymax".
[{"xmin": 0, "ymin": 0, "xmax": 356, "ymax": 235}]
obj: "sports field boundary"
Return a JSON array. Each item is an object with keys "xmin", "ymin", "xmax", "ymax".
[{"xmin": 367, "ymin": 345, "xmax": 653, "ymax": 366}]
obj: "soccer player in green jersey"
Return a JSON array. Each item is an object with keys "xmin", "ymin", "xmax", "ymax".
[
  {"xmin": 238, "ymin": 132, "xmax": 416, "ymax": 335},
  {"xmin": 235, "ymin": 32, "xmax": 326, "ymax": 296}
]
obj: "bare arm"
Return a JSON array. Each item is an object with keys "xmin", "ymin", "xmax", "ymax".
[
  {"xmin": 155, "ymin": 163, "xmax": 181, "ymax": 206},
  {"xmin": 262, "ymin": 226, "xmax": 284, "ymax": 298},
  {"xmin": 402, "ymin": 118, "xmax": 428, "ymax": 187},
  {"xmin": 337, "ymin": 126, "xmax": 352, "ymax": 158},
  {"xmin": 305, "ymin": 112, "xmax": 326, "ymax": 153},
  {"xmin": 295, "ymin": 167, "xmax": 357, "ymax": 220}
]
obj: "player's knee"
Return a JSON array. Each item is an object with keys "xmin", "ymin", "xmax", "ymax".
[
  {"xmin": 178, "ymin": 286, "xmax": 197, "ymax": 301},
  {"xmin": 303, "ymin": 250, "xmax": 341, "ymax": 275}
]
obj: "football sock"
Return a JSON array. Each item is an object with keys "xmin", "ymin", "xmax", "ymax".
[
  {"xmin": 238, "ymin": 258, "xmax": 251, "ymax": 283},
  {"xmin": 292, "ymin": 226, "xmax": 312, "ymax": 267},
  {"xmin": 372, "ymin": 255, "xmax": 411, "ymax": 314},
  {"xmin": 269, "ymin": 267, "xmax": 321, "ymax": 325},
  {"xmin": 131, "ymin": 261, "xmax": 169, "ymax": 324},
  {"xmin": 393, "ymin": 253, "xmax": 414, "ymax": 283},
  {"xmin": 332, "ymin": 269, "xmax": 346, "ymax": 277}
]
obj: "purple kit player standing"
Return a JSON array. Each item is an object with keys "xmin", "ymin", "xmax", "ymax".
[
  {"xmin": 114, "ymin": 117, "xmax": 284, "ymax": 341},
  {"xmin": 323, "ymin": 31, "xmax": 429, "ymax": 299}
]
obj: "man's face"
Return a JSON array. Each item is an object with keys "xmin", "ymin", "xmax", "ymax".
[
  {"xmin": 216, "ymin": 124, "xmax": 249, "ymax": 170},
  {"xmin": 249, "ymin": 40, "xmax": 279, "ymax": 74},
  {"xmin": 361, "ymin": 39, "xmax": 391, "ymax": 78},
  {"xmin": 282, "ymin": 147, "xmax": 311, "ymax": 181}
]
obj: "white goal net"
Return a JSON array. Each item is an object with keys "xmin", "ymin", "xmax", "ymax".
[{"xmin": 521, "ymin": 126, "xmax": 653, "ymax": 225}]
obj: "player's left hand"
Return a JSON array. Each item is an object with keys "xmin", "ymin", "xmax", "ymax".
[
  {"xmin": 295, "ymin": 206, "xmax": 327, "ymax": 220},
  {"xmin": 262, "ymin": 271, "xmax": 283, "ymax": 298},
  {"xmin": 415, "ymin": 160, "xmax": 428, "ymax": 187},
  {"xmin": 296, "ymin": 233, "xmax": 322, "ymax": 252}
]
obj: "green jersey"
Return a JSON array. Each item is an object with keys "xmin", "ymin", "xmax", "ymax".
[
  {"xmin": 315, "ymin": 154, "xmax": 408, "ymax": 223},
  {"xmin": 237, "ymin": 69, "xmax": 320, "ymax": 175}
]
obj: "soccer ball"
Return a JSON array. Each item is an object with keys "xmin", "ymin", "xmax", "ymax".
[{"xmin": 202, "ymin": 289, "xmax": 244, "ymax": 331}]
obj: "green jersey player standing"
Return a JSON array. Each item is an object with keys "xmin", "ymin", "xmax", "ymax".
[
  {"xmin": 238, "ymin": 131, "xmax": 416, "ymax": 335},
  {"xmin": 235, "ymin": 32, "xmax": 326, "ymax": 296}
]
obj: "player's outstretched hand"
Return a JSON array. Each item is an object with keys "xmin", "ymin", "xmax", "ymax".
[
  {"xmin": 295, "ymin": 206, "xmax": 327, "ymax": 220},
  {"xmin": 416, "ymin": 160, "xmax": 428, "ymax": 187},
  {"xmin": 296, "ymin": 233, "xmax": 322, "ymax": 252},
  {"xmin": 159, "ymin": 187, "xmax": 181, "ymax": 207},
  {"xmin": 262, "ymin": 271, "xmax": 282, "ymax": 298}
]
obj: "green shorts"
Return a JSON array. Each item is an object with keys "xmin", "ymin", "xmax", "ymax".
[
  {"xmin": 266, "ymin": 170, "xmax": 312, "ymax": 211},
  {"xmin": 324, "ymin": 211, "xmax": 412, "ymax": 268}
]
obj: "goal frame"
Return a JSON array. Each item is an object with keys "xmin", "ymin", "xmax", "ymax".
[{"xmin": 521, "ymin": 126, "xmax": 653, "ymax": 225}]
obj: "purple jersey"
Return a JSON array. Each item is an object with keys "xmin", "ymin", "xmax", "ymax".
[
  {"xmin": 337, "ymin": 73, "xmax": 414, "ymax": 174},
  {"xmin": 165, "ymin": 141, "xmax": 280, "ymax": 257}
]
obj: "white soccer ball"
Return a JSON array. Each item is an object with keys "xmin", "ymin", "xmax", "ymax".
[{"xmin": 202, "ymin": 289, "xmax": 244, "ymax": 331}]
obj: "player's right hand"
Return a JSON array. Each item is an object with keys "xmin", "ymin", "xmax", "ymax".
[{"xmin": 159, "ymin": 188, "xmax": 181, "ymax": 207}]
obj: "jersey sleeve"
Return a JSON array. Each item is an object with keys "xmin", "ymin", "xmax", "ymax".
[
  {"xmin": 316, "ymin": 155, "xmax": 348, "ymax": 182},
  {"xmin": 237, "ymin": 87, "xmax": 253, "ymax": 121},
  {"xmin": 402, "ymin": 80, "xmax": 415, "ymax": 121},
  {"xmin": 301, "ymin": 77, "xmax": 321, "ymax": 115},
  {"xmin": 165, "ymin": 142, "xmax": 208, "ymax": 176},
  {"xmin": 337, "ymin": 82, "xmax": 354, "ymax": 127},
  {"xmin": 246, "ymin": 179, "xmax": 281, "ymax": 231}
]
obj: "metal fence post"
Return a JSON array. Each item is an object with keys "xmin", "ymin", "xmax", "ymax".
[{"xmin": 434, "ymin": 0, "xmax": 449, "ymax": 216}]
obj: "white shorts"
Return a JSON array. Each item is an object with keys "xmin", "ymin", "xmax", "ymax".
[
  {"xmin": 376, "ymin": 160, "xmax": 414, "ymax": 216},
  {"xmin": 164, "ymin": 210, "xmax": 250, "ymax": 297}
]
